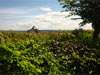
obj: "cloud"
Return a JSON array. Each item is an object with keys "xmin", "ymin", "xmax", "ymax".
[
  {"xmin": 0, "ymin": 8, "xmax": 92, "ymax": 30},
  {"xmin": 0, "ymin": 7, "xmax": 40, "ymax": 15},
  {"xmin": 0, "ymin": 8, "xmax": 26, "ymax": 15},
  {"xmin": 0, "ymin": 7, "xmax": 53, "ymax": 15},
  {"xmin": 32, "ymin": 11, "xmax": 92, "ymax": 30},
  {"xmin": 39, "ymin": 7, "xmax": 53, "ymax": 13},
  {"xmin": 0, "ymin": 22, "xmax": 33, "ymax": 30}
]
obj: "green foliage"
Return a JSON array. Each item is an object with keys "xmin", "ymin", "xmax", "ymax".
[{"xmin": 0, "ymin": 31, "xmax": 100, "ymax": 75}]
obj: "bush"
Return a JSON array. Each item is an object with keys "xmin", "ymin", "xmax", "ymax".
[
  {"xmin": 49, "ymin": 40, "xmax": 100, "ymax": 75},
  {"xmin": 0, "ymin": 40, "xmax": 61, "ymax": 75},
  {"xmin": 0, "ymin": 31, "xmax": 100, "ymax": 75}
]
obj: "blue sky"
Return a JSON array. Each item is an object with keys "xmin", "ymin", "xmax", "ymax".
[
  {"xmin": 0, "ymin": 0, "xmax": 92, "ymax": 30},
  {"xmin": 0, "ymin": 0, "xmax": 61, "ymax": 14}
]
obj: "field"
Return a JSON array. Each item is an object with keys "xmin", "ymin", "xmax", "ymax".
[{"xmin": 0, "ymin": 30, "xmax": 100, "ymax": 75}]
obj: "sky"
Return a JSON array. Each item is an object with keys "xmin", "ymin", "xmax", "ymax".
[{"xmin": 0, "ymin": 0, "xmax": 92, "ymax": 30}]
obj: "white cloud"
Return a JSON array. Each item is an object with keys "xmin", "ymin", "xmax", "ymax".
[
  {"xmin": 0, "ymin": 8, "xmax": 26, "ymax": 14},
  {"xmin": 0, "ymin": 8, "xmax": 92, "ymax": 30},
  {"xmin": 32, "ymin": 11, "xmax": 92, "ymax": 30},
  {"xmin": 0, "ymin": 7, "xmax": 53, "ymax": 15},
  {"xmin": 39, "ymin": 7, "xmax": 53, "ymax": 13},
  {"xmin": 0, "ymin": 8, "xmax": 39, "ymax": 15}
]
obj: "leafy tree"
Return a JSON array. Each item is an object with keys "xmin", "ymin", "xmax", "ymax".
[{"xmin": 58, "ymin": 0, "xmax": 100, "ymax": 40}]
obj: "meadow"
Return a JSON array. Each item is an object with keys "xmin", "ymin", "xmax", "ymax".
[{"xmin": 0, "ymin": 30, "xmax": 100, "ymax": 75}]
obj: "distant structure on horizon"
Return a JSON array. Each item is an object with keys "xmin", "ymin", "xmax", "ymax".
[{"xmin": 27, "ymin": 26, "xmax": 39, "ymax": 33}]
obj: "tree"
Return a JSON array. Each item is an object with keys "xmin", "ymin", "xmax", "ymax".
[
  {"xmin": 27, "ymin": 26, "xmax": 39, "ymax": 33},
  {"xmin": 58, "ymin": 0, "xmax": 100, "ymax": 40}
]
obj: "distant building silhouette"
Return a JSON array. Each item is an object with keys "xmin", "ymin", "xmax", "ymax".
[{"xmin": 27, "ymin": 26, "xmax": 39, "ymax": 33}]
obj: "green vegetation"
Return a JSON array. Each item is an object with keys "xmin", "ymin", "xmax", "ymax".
[{"xmin": 0, "ymin": 31, "xmax": 100, "ymax": 75}]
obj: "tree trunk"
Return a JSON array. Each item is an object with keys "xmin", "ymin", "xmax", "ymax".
[
  {"xmin": 93, "ymin": 29, "xmax": 99, "ymax": 40},
  {"xmin": 92, "ymin": 22, "xmax": 99, "ymax": 41}
]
